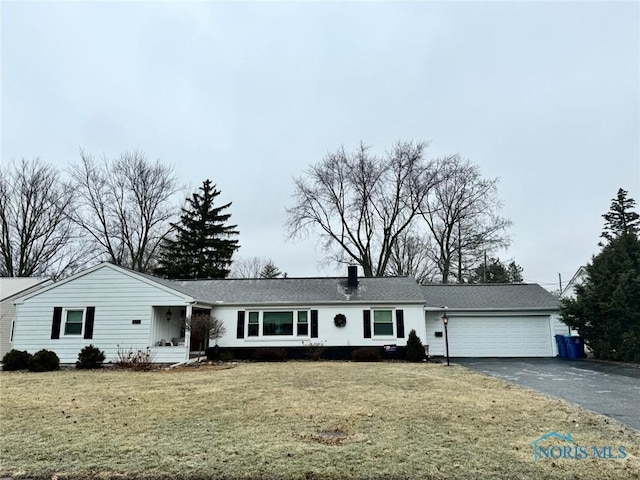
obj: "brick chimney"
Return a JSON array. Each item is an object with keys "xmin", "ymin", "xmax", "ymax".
[{"xmin": 347, "ymin": 265, "xmax": 358, "ymax": 288}]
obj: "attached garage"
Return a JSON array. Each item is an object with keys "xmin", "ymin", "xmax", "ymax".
[
  {"xmin": 423, "ymin": 284, "xmax": 561, "ymax": 358},
  {"xmin": 445, "ymin": 315, "xmax": 553, "ymax": 357}
]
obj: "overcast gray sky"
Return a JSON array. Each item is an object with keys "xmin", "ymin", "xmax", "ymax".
[{"xmin": 2, "ymin": 1, "xmax": 639, "ymax": 289}]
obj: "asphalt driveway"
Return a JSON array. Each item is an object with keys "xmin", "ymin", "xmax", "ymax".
[{"xmin": 456, "ymin": 358, "xmax": 640, "ymax": 430}]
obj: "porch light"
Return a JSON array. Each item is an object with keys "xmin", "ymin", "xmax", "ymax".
[
  {"xmin": 442, "ymin": 308, "xmax": 450, "ymax": 367},
  {"xmin": 166, "ymin": 308, "xmax": 172, "ymax": 322}
]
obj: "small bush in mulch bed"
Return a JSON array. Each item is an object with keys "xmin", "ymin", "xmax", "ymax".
[
  {"xmin": 2, "ymin": 349, "xmax": 33, "ymax": 371},
  {"xmin": 253, "ymin": 348, "xmax": 287, "ymax": 362},
  {"xmin": 76, "ymin": 344, "xmax": 106, "ymax": 369},
  {"xmin": 220, "ymin": 350, "xmax": 234, "ymax": 362},
  {"xmin": 205, "ymin": 345, "xmax": 220, "ymax": 361},
  {"xmin": 28, "ymin": 349, "xmax": 60, "ymax": 372},
  {"xmin": 351, "ymin": 347, "xmax": 382, "ymax": 362}
]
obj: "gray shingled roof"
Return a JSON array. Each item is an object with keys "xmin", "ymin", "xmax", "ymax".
[
  {"xmin": 422, "ymin": 284, "xmax": 559, "ymax": 310},
  {"xmin": 148, "ymin": 275, "xmax": 426, "ymax": 305}
]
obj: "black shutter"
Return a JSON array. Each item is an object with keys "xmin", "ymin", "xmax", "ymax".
[
  {"xmin": 51, "ymin": 307, "xmax": 62, "ymax": 339},
  {"xmin": 363, "ymin": 310, "xmax": 371, "ymax": 338},
  {"xmin": 84, "ymin": 307, "xmax": 95, "ymax": 339},
  {"xmin": 310, "ymin": 310, "xmax": 318, "ymax": 338},
  {"xmin": 396, "ymin": 309, "xmax": 405, "ymax": 338},
  {"xmin": 236, "ymin": 311, "xmax": 245, "ymax": 339}
]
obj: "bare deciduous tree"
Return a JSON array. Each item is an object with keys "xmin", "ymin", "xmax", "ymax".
[
  {"xmin": 230, "ymin": 256, "xmax": 273, "ymax": 278},
  {"xmin": 187, "ymin": 313, "xmax": 226, "ymax": 359},
  {"xmin": 420, "ymin": 154, "xmax": 511, "ymax": 283},
  {"xmin": 69, "ymin": 150, "xmax": 179, "ymax": 273},
  {"xmin": 387, "ymin": 228, "xmax": 439, "ymax": 283},
  {"xmin": 287, "ymin": 141, "xmax": 437, "ymax": 277},
  {"xmin": 0, "ymin": 158, "xmax": 84, "ymax": 278}
]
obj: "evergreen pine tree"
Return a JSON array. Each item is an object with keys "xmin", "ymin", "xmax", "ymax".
[
  {"xmin": 562, "ymin": 189, "xmax": 640, "ymax": 362},
  {"xmin": 155, "ymin": 180, "xmax": 239, "ymax": 279},
  {"xmin": 405, "ymin": 329, "xmax": 425, "ymax": 362},
  {"xmin": 469, "ymin": 257, "xmax": 523, "ymax": 283},
  {"xmin": 507, "ymin": 261, "xmax": 523, "ymax": 282},
  {"xmin": 601, "ymin": 188, "xmax": 640, "ymax": 242},
  {"xmin": 259, "ymin": 261, "xmax": 283, "ymax": 279}
]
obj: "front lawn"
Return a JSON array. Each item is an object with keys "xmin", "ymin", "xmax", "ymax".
[{"xmin": 1, "ymin": 362, "xmax": 638, "ymax": 479}]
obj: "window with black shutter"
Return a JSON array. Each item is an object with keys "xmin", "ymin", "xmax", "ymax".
[
  {"xmin": 84, "ymin": 307, "xmax": 95, "ymax": 339},
  {"xmin": 310, "ymin": 310, "xmax": 318, "ymax": 338},
  {"xmin": 396, "ymin": 309, "xmax": 405, "ymax": 338},
  {"xmin": 51, "ymin": 307, "xmax": 62, "ymax": 339},
  {"xmin": 363, "ymin": 310, "xmax": 371, "ymax": 338},
  {"xmin": 236, "ymin": 311, "xmax": 245, "ymax": 338}
]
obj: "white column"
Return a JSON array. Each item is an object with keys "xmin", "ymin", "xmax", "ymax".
[{"xmin": 184, "ymin": 304, "xmax": 193, "ymax": 361}]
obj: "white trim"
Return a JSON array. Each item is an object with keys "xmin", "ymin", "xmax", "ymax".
[
  {"xmin": 62, "ymin": 307, "xmax": 86, "ymax": 337},
  {"xmin": 372, "ymin": 308, "xmax": 395, "ymax": 337},
  {"xmin": 243, "ymin": 309, "xmax": 312, "ymax": 339}
]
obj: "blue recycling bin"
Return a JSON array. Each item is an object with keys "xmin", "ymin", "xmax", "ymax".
[
  {"xmin": 566, "ymin": 336, "xmax": 585, "ymax": 359},
  {"xmin": 555, "ymin": 334, "xmax": 568, "ymax": 358}
]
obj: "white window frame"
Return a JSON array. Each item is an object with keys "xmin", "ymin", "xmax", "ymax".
[
  {"xmin": 372, "ymin": 309, "xmax": 395, "ymax": 337},
  {"xmin": 245, "ymin": 309, "xmax": 311, "ymax": 338},
  {"xmin": 296, "ymin": 311, "xmax": 309, "ymax": 337},
  {"xmin": 247, "ymin": 311, "xmax": 260, "ymax": 337},
  {"xmin": 63, "ymin": 308, "xmax": 86, "ymax": 337}
]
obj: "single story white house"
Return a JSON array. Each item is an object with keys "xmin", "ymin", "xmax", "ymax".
[
  {"xmin": 11, "ymin": 262, "xmax": 563, "ymax": 363},
  {"xmin": 1, "ymin": 277, "xmax": 52, "ymax": 358}
]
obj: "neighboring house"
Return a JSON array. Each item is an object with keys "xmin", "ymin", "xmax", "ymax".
[
  {"xmin": 1, "ymin": 277, "xmax": 52, "ymax": 358},
  {"xmin": 559, "ymin": 266, "xmax": 586, "ymax": 337},
  {"xmin": 560, "ymin": 266, "xmax": 587, "ymax": 299},
  {"xmin": 12, "ymin": 262, "xmax": 563, "ymax": 364},
  {"xmin": 424, "ymin": 284, "xmax": 562, "ymax": 357}
]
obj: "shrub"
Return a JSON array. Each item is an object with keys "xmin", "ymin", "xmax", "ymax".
[
  {"xmin": 253, "ymin": 348, "xmax": 287, "ymax": 362},
  {"xmin": 205, "ymin": 345, "xmax": 220, "ymax": 361},
  {"xmin": 220, "ymin": 350, "xmax": 234, "ymax": 362},
  {"xmin": 2, "ymin": 349, "xmax": 32, "ymax": 371},
  {"xmin": 405, "ymin": 329, "xmax": 425, "ymax": 362},
  {"xmin": 114, "ymin": 345, "xmax": 156, "ymax": 371},
  {"xmin": 303, "ymin": 341, "xmax": 326, "ymax": 361},
  {"xmin": 76, "ymin": 344, "xmax": 106, "ymax": 369},
  {"xmin": 28, "ymin": 349, "xmax": 60, "ymax": 372},
  {"xmin": 351, "ymin": 347, "xmax": 381, "ymax": 362}
]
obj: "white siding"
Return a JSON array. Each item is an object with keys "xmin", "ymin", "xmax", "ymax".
[
  {"xmin": 214, "ymin": 303, "xmax": 426, "ymax": 348},
  {"xmin": 13, "ymin": 266, "xmax": 191, "ymax": 364}
]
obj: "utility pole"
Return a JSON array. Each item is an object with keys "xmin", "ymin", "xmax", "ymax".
[
  {"xmin": 483, "ymin": 250, "xmax": 487, "ymax": 283},
  {"xmin": 558, "ymin": 273, "xmax": 563, "ymax": 294},
  {"xmin": 457, "ymin": 221, "xmax": 463, "ymax": 283}
]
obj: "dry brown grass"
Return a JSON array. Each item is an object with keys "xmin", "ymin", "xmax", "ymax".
[{"xmin": 1, "ymin": 362, "xmax": 638, "ymax": 479}]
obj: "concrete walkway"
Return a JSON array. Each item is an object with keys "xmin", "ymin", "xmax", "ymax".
[{"xmin": 456, "ymin": 358, "xmax": 640, "ymax": 430}]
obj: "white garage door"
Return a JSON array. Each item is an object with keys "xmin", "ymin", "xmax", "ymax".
[{"xmin": 447, "ymin": 316, "xmax": 553, "ymax": 357}]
